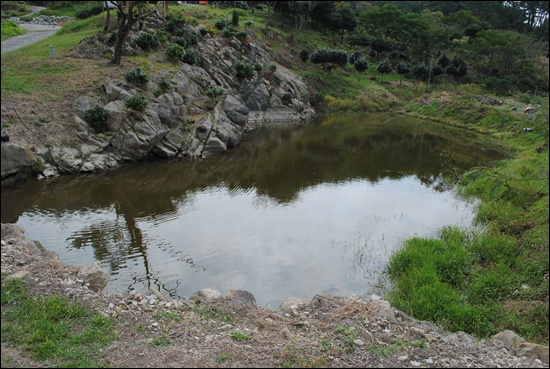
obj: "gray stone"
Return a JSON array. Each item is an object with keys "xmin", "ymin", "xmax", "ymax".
[
  {"xmin": 190, "ymin": 288, "xmax": 222, "ymax": 302},
  {"xmin": 226, "ymin": 290, "xmax": 257, "ymax": 306},
  {"xmin": 77, "ymin": 261, "xmax": 109, "ymax": 293},
  {"xmin": 1, "ymin": 142, "xmax": 37, "ymax": 179}
]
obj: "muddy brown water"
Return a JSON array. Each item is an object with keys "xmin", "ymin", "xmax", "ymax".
[{"xmin": 1, "ymin": 113, "xmax": 506, "ymax": 308}]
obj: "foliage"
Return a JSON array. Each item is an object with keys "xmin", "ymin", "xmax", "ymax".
[
  {"xmin": 354, "ymin": 57, "xmax": 369, "ymax": 74},
  {"xmin": 83, "ymin": 105, "xmax": 108, "ymax": 133},
  {"xmin": 281, "ymin": 92, "xmax": 293, "ymax": 105},
  {"xmin": 1, "ymin": 20, "xmax": 26, "ymax": 41},
  {"xmin": 206, "ymin": 86, "xmax": 225, "ymax": 99},
  {"xmin": 377, "ymin": 59, "xmax": 393, "ymax": 81},
  {"xmin": 157, "ymin": 77, "xmax": 171, "ymax": 92},
  {"xmin": 135, "ymin": 32, "xmax": 159, "ymax": 50},
  {"xmin": 166, "ymin": 42, "xmax": 185, "ymax": 61},
  {"xmin": 124, "ymin": 95, "xmax": 148, "ymax": 112},
  {"xmin": 1, "ymin": 277, "xmax": 115, "ymax": 367},
  {"xmin": 310, "ymin": 49, "xmax": 348, "ymax": 73},
  {"xmin": 1, "ymin": 1, "xmax": 29, "ymax": 17},
  {"xmin": 74, "ymin": 3, "xmax": 103, "ymax": 20},
  {"xmin": 231, "ymin": 10, "xmax": 239, "ymax": 27},
  {"xmin": 124, "ymin": 67, "xmax": 149, "ymax": 86},
  {"xmin": 235, "ymin": 61, "xmax": 255, "ymax": 79},
  {"xmin": 181, "ymin": 48, "xmax": 198, "ymax": 65}
]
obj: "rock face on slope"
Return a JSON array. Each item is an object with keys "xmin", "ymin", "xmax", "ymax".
[{"xmin": 0, "ymin": 15, "xmax": 315, "ymax": 183}]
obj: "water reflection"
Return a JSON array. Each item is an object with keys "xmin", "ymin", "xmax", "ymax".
[{"xmin": 1, "ymin": 113, "xmax": 506, "ymax": 307}]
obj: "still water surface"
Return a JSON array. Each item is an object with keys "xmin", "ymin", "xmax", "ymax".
[{"xmin": 1, "ymin": 114, "xmax": 505, "ymax": 308}]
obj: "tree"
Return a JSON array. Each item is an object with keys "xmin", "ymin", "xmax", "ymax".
[
  {"xmin": 354, "ymin": 57, "xmax": 369, "ymax": 81},
  {"xmin": 111, "ymin": 1, "xmax": 161, "ymax": 65},
  {"xmin": 396, "ymin": 62, "xmax": 410, "ymax": 85},
  {"xmin": 377, "ymin": 59, "xmax": 393, "ymax": 81},
  {"xmin": 104, "ymin": 1, "xmax": 111, "ymax": 30},
  {"xmin": 310, "ymin": 49, "xmax": 348, "ymax": 73},
  {"xmin": 288, "ymin": 1, "xmax": 311, "ymax": 31}
]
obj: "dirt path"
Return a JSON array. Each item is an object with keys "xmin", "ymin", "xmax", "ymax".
[{"xmin": 1, "ymin": 6, "xmax": 61, "ymax": 54}]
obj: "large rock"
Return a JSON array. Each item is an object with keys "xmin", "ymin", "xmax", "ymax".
[
  {"xmin": 78, "ymin": 261, "xmax": 109, "ymax": 293},
  {"xmin": 1, "ymin": 142, "xmax": 38, "ymax": 179}
]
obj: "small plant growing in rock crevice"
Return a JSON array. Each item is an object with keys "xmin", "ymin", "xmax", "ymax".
[
  {"xmin": 124, "ymin": 67, "xmax": 149, "ymax": 86},
  {"xmin": 83, "ymin": 105, "xmax": 108, "ymax": 133},
  {"xmin": 281, "ymin": 92, "xmax": 293, "ymax": 105},
  {"xmin": 124, "ymin": 95, "xmax": 148, "ymax": 112}
]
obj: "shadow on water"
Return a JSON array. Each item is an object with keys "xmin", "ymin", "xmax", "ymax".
[{"xmin": 1, "ymin": 113, "xmax": 507, "ymax": 305}]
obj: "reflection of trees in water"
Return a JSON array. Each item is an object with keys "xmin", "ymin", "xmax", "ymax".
[{"xmin": 67, "ymin": 200, "xmax": 205, "ymax": 296}]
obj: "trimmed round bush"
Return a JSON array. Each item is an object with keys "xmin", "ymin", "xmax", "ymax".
[
  {"xmin": 124, "ymin": 95, "xmax": 148, "ymax": 112},
  {"xmin": 83, "ymin": 105, "xmax": 108, "ymax": 133},
  {"xmin": 124, "ymin": 67, "xmax": 149, "ymax": 85},
  {"xmin": 135, "ymin": 32, "xmax": 159, "ymax": 50},
  {"xmin": 166, "ymin": 43, "xmax": 185, "ymax": 61}
]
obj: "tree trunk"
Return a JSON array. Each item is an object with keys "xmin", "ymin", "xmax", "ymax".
[
  {"xmin": 112, "ymin": 23, "xmax": 131, "ymax": 65},
  {"xmin": 104, "ymin": 1, "xmax": 111, "ymax": 30}
]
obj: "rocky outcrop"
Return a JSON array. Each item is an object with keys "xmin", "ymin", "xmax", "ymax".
[{"xmin": 2, "ymin": 18, "xmax": 315, "ymax": 183}]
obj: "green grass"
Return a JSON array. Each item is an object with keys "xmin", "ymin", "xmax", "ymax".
[
  {"xmin": 1, "ymin": 20, "xmax": 27, "ymax": 41},
  {"xmin": 387, "ymin": 100, "xmax": 549, "ymax": 343},
  {"xmin": 1, "ymin": 276, "xmax": 116, "ymax": 367}
]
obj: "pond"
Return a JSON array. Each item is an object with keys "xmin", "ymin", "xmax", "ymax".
[{"xmin": 1, "ymin": 113, "xmax": 506, "ymax": 308}]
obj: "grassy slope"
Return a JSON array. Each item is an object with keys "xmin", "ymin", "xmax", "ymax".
[{"xmin": 1, "ymin": 4, "xmax": 548, "ymax": 346}]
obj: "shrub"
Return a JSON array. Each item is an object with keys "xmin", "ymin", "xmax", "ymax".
[
  {"xmin": 180, "ymin": 28, "xmax": 199, "ymax": 46},
  {"xmin": 300, "ymin": 50, "xmax": 309, "ymax": 63},
  {"xmin": 310, "ymin": 49, "xmax": 349, "ymax": 72},
  {"xmin": 124, "ymin": 95, "xmax": 148, "ymax": 112},
  {"xmin": 349, "ymin": 51, "xmax": 363, "ymax": 65},
  {"xmin": 268, "ymin": 63, "xmax": 277, "ymax": 73},
  {"xmin": 165, "ymin": 13, "xmax": 186, "ymax": 35},
  {"xmin": 411, "ymin": 63, "xmax": 430, "ymax": 80},
  {"xmin": 377, "ymin": 59, "xmax": 393, "ymax": 76},
  {"xmin": 75, "ymin": 3, "xmax": 103, "ymax": 20},
  {"xmin": 83, "ymin": 105, "xmax": 108, "ymax": 133},
  {"xmin": 235, "ymin": 31, "xmax": 248, "ymax": 41},
  {"xmin": 135, "ymin": 32, "xmax": 159, "ymax": 50},
  {"xmin": 198, "ymin": 27, "xmax": 208, "ymax": 37},
  {"xmin": 172, "ymin": 36, "xmax": 188, "ymax": 48},
  {"xmin": 215, "ymin": 18, "xmax": 230, "ymax": 30},
  {"xmin": 166, "ymin": 43, "xmax": 185, "ymax": 61},
  {"xmin": 253, "ymin": 63, "xmax": 263, "ymax": 73},
  {"xmin": 281, "ymin": 92, "xmax": 293, "ymax": 105},
  {"xmin": 206, "ymin": 86, "xmax": 225, "ymax": 99},
  {"xmin": 354, "ymin": 57, "xmax": 369, "ymax": 73},
  {"xmin": 158, "ymin": 77, "xmax": 171, "ymax": 92},
  {"xmin": 235, "ymin": 61, "xmax": 255, "ymax": 79},
  {"xmin": 155, "ymin": 29, "xmax": 169, "ymax": 43},
  {"xmin": 124, "ymin": 67, "xmax": 149, "ymax": 86},
  {"xmin": 181, "ymin": 49, "xmax": 198, "ymax": 65}
]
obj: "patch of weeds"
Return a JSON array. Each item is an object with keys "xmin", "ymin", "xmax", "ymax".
[
  {"xmin": 230, "ymin": 330, "xmax": 249, "ymax": 341},
  {"xmin": 216, "ymin": 352, "xmax": 230, "ymax": 363},
  {"xmin": 193, "ymin": 300, "xmax": 233, "ymax": 324},
  {"xmin": 276, "ymin": 344, "xmax": 327, "ymax": 368},
  {"xmin": 335, "ymin": 325, "xmax": 358, "ymax": 353},
  {"xmin": 317, "ymin": 337, "xmax": 332, "ymax": 352},
  {"xmin": 155, "ymin": 310, "xmax": 182, "ymax": 323},
  {"xmin": 1, "ymin": 277, "xmax": 115, "ymax": 367},
  {"xmin": 151, "ymin": 336, "xmax": 170, "ymax": 346},
  {"xmin": 136, "ymin": 325, "xmax": 147, "ymax": 333}
]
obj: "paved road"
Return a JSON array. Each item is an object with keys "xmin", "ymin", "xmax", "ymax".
[{"xmin": 1, "ymin": 6, "xmax": 61, "ymax": 55}]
